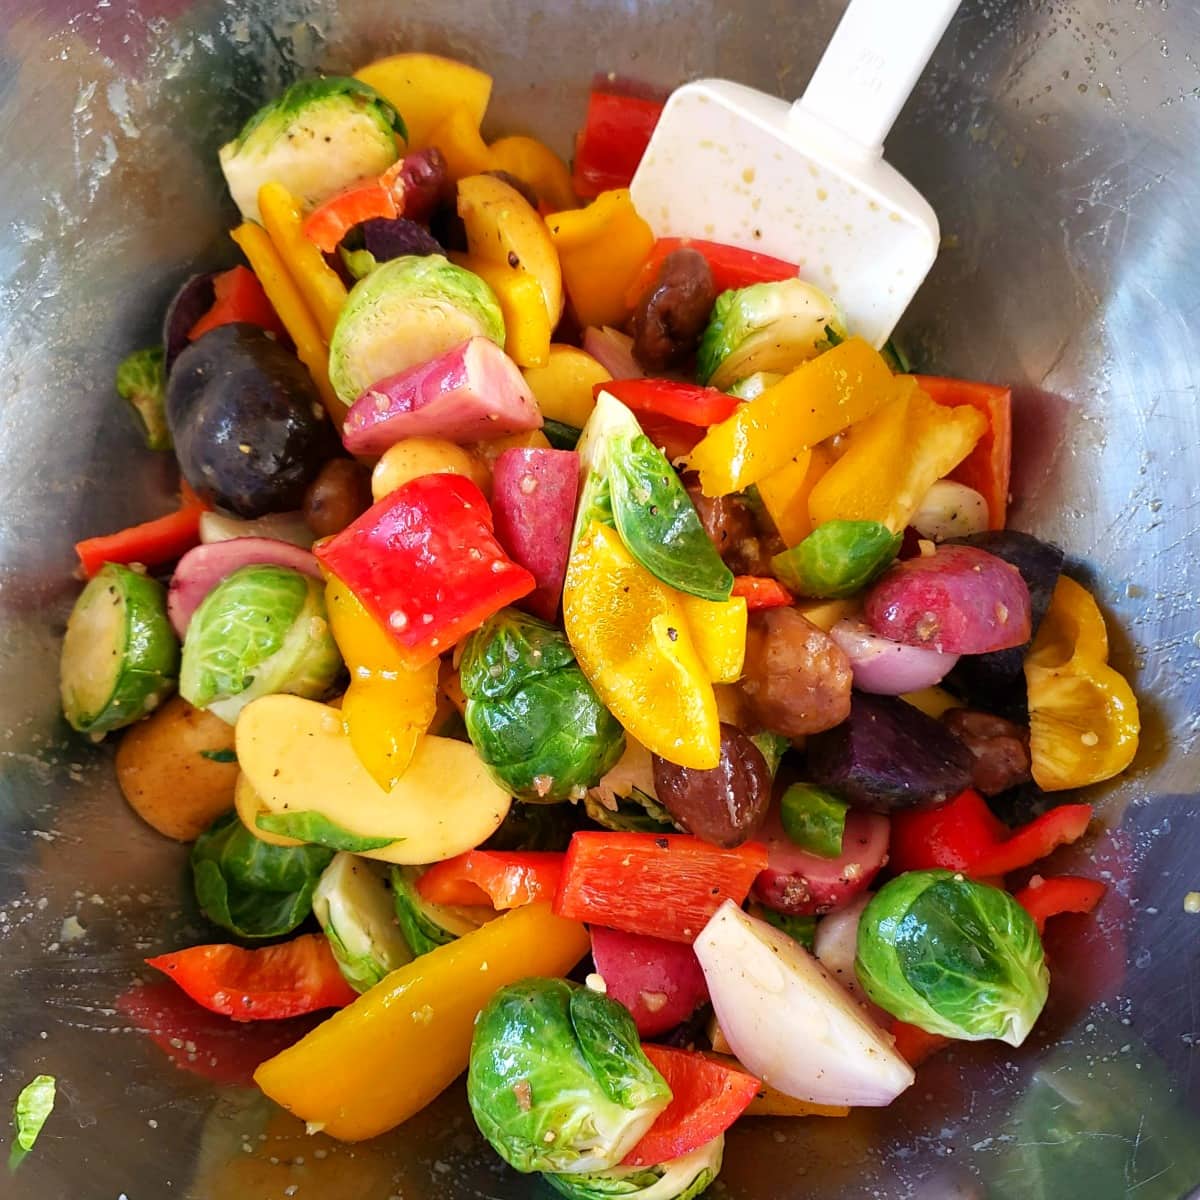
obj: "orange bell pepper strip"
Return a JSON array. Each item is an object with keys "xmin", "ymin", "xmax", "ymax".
[
  {"xmin": 230, "ymin": 221, "xmax": 344, "ymax": 425},
  {"xmin": 301, "ymin": 160, "xmax": 406, "ymax": 254},
  {"xmin": 75, "ymin": 484, "xmax": 209, "ymax": 578},
  {"xmin": 188, "ymin": 265, "xmax": 288, "ymax": 343},
  {"xmin": 731, "ymin": 576, "xmax": 793, "ymax": 611},
  {"xmin": 145, "ymin": 934, "xmax": 357, "ymax": 1021},
  {"xmin": 489, "ymin": 135, "xmax": 577, "ymax": 211},
  {"xmin": 416, "ymin": 850, "xmax": 564, "ymax": 909},
  {"xmin": 915, "ymin": 375, "xmax": 1012, "ymax": 529},
  {"xmin": 254, "ymin": 903, "xmax": 589, "ymax": 1141}
]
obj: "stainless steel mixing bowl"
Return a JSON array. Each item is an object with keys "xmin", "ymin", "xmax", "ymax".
[{"xmin": 2, "ymin": 1, "xmax": 1198, "ymax": 1196}]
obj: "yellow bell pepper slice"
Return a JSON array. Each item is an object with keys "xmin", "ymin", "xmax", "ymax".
[
  {"xmin": 257, "ymin": 182, "xmax": 348, "ymax": 341},
  {"xmin": 430, "ymin": 106, "xmax": 497, "ymax": 182},
  {"xmin": 900, "ymin": 686, "xmax": 962, "ymax": 719},
  {"xmin": 355, "ymin": 53, "xmax": 492, "ymax": 152},
  {"xmin": 794, "ymin": 597, "xmax": 862, "ymax": 633},
  {"xmin": 449, "ymin": 251, "xmax": 552, "ymax": 367},
  {"xmin": 680, "ymin": 593, "xmax": 747, "ymax": 684},
  {"xmin": 808, "ymin": 382, "xmax": 987, "ymax": 532},
  {"xmin": 489, "ymin": 134, "xmax": 577, "ymax": 211},
  {"xmin": 688, "ymin": 338, "xmax": 895, "ymax": 496},
  {"xmin": 756, "ymin": 445, "xmax": 839, "ymax": 547},
  {"xmin": 522, "ymin": 344, "xmax": 611, "ymax": 429},
  {"xmin": 1024, "ymin": 576, "xmax": 1140, "ymax": 791},
  {"xmin": 458, "ymin": 173, "xmax": 564, "ymax": 326},
  {"xmin": 545, "ymin": 189, "xmax": 655, "ymax": 329},
  {"xmin": 326, "ymin": 577, "xmax": 439, "ymax": 790},
  {"xmin": 254, "ymin": 902, "xmax": 590, "ymax": 1141},
  {"xmin": 564, "ymin": 522, "xmax": 720, "ymax": 769},
  {"xmin": 230, "ymin": 222, "xmax": 343, "ymax": 424}
]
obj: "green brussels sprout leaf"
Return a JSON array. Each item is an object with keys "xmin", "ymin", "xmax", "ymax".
[
  {"xmin": 696, "ymin": 279, "xmax": 846, "ymax": 389},
  {"xmin": 462, "ymin": 610, "xmax": 625, "ymax": 803},
  {"xmin": 779, "ymin": 783, "xmax": 849, "ymax": 858},
  {"xmin": 584, "ymin": 788, "xmax": 677, "ymax": 835},
  {"xmin": 13, "ymin": 1074, "xmax": 55, "ymax": 1153},
  {"xmin": 772, "ymin": 519, "xmax": 901, "ymax": 599},
  {"xmin": 574, "ymin": 391, "xmax": 733, "ymax": 602},
  {"xmin": 755, "ymin": 906, "xmax": 817, "ymax": 950},
  {"xmin": 468, "ymin": 978, "xmax": 671, "ymax": 1175},
  {"xmin": 856, "ymin": 869, "xmax": 1049, "ymax": 1046},
  {"xmin": 191, "ymin": 811, "xmax": 333, "ymax": 939},
  {"xmin": 255, "ymin": 810, "xmax": 398, "ymax": 853},
  {"xmin": 115, "ymin": 346, "xmax": 171, "ymax": 450},
  {"xmin": 179, "ymin": 564, "xmax": 341, "ymax": 724},
  {"xmin": 543, "ymin": 1134, "xmax": 724, "ymax": 1200},
  {"xmin": 749, "ymin": 730, "xmax": 790, "ymax": 778}
]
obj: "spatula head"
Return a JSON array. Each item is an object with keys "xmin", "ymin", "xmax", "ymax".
[{"xmin": 631, "ymin": 79, "xmax": 940, "ymax": 348}]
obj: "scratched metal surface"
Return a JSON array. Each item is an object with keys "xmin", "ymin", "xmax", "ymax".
[{"xmin": 0, "ymin": 0, "xmax": 1198, "ymax": 1197}]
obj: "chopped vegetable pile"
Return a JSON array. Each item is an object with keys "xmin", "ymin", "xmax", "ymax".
[{"xmin": 57, "ymin": 51, "xmax": 1140, "ymax": 1195}]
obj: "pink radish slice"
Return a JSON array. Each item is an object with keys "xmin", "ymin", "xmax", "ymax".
[
  {"xmin": 753, "ymin": 806, "xmax": 889, "ymax": 917},
  {"xmin": 864, "ymin": 544, "xmax": 1032, "ymax": 655},
  {"xmin": 589, "ymin": 925, "xmax": 709, "ymax": 1037},
  {"xmin": 829, "ymin": 617, "xmax": 959, "ymax": 695},
  {"xmin": 168, "ymin": 538, "xmax": 321, "ymax": 636},
  {"xmin": 582, "ymin": 326, "xmax": 644, "ymax": 380},
  {"xmin": 491, "ymin": 448, "xmax": 579, "ymax": 623},
  {"xmin": 341, "ymin": 337, "xmax": 542, "ymax": 455}
]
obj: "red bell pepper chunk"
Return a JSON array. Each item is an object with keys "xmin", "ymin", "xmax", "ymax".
[
  {"xmin": 890, "ymin": 1020, "xmax": 950, "ymax": 1068},
  {"xmin": 302, "ymin": 161, "xmax": 406, "ymax": 254},
  {"xmin": 1013, "ymin": 874, "xmax": 1107, "ymax": 935},
  {"xmin": 598, "ymin": 379, "xmax": 742, "ymax": 428},
  {"xmin": 572, "ymin": 90, "xmax": 663, "ymax": 198},
  {"xmin": 553, "ymin": 832, "xmax": 768, "ymax": 944},
  {"xmin": 416, "ymin": 851, "xmax": 564, "ymax": 910},
  {"xmin": 622, "ymin": 1045, "xmax": 759, "ymax": 1167},
  {"xmin": 145, "ymin": 934, "xmax": 357, "ymax": 1022},
  {"xmin": 890, "ymin": 789, "xmax": 1093, "ymax": 878},
  {"xmin": 75, "ymin": 486, "xmax": 210, "ymax": 579},
  {"xmin": 314, "ymin": 473, "xmax": 535, "ymax": 668},
  {"xmin": 915, "ymin": 376, "xmax": 1012, "ymax": 530},
  {"xmin": 188, "ymin": 265, "xmax": 288, "ymax": 343},
  {"xmin": 731, "ymin": 576, "xmax": 794, "ymax": 611},
  {"xmin": 625, "ymin": 237, "xmax": 800, "ymax": 308}
]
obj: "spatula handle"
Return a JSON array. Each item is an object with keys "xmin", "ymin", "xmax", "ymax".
[{"xmin": 795, "ymin": 0, "xmax": 961, "ymax": 158}]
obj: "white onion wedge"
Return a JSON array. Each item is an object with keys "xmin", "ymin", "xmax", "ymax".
[
  {"xmin": 830, "ymin": 617, "xmax": 959, "ymax": 694},
  {"xmin": 694, "ymin": 901, "xmax": 914, "ymax": 1107},
  {"xmin": 812, "ymin": 894, "xmax": 891, "ymax": 1025}
]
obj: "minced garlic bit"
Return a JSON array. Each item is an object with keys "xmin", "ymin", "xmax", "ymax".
[
  {"xmin": 918, "ymin": 539, "xmax": 937, "ymax": 558},
  {"xmin": 585, "ymin": 973, "xmax": 607, "ymax": 994},
  {"xmin": 1184, "ymin": 892, "xmax": 1200, "ymax": 914},
  {"xmin": 639, "ymin": 991, "xmax": 668, "ymax": 1013}
]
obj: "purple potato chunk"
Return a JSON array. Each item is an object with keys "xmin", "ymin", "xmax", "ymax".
[
  {"xmin": 361, "ymin": 217, "xmax": 445, "ymax": 262},
  {"xmin": 805, "ymin": 692, "xmax": 973, "ymax": 811},
  {"xmin": 162, "ymin": 272, "xmax": 217, "ymax": 371}
]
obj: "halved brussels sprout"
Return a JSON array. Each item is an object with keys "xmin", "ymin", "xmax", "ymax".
[
  {"xmin": 856, "ymin": 869, "xmax": 1049, "ymax": 1046},
  {"xmin": 461, "ymin": 610, "xmax": 625, "ymax": 803},
  {"xmin": 468, "ymin": 978, "xmax": 672, "ymax": 1175},
  {"xmin": 725, "ymin": 371, "xmax": 782, "ymax": 401},
  {"xmin": 191, "ymin": 810, "xmax": 334, "ymax": 939},
  {"xmin": 543, "ymin": 1134, "xmax": 724, "ymax": 1200},
  {"xmin": 575, "ymin": 391, "xmax": 733, "ymax": 602},
  {"xmin": 60, "ymin": 564, "xmax": 179, "ymax": 735},
  {"xmin": 328, "ymin": 255, "xmax": 505, "ymax": 405},
  {"xmin": 772, "ymin": 519, "xmax": 901, "ymax": 599},
  {"xmin": 313, "ymin": 853, "xmax": 413, "ymax": 993},
  {"xmin": 179, "ymin": 564, "xmax": 341, "ymax": 724},
  {"xmin": 219, "ymin": 76, "xmax": 405, "ymax": 223},
  {"xmin": 115, "ymin": 346, "xmax": 170, "ymax": 450},
  {"xmin": 390, "ymin": 866, "xmax": 494, "ymax": 957},
  {"xmin": 696, "ymin": 279, "xmax": 846, "ymax": 389}
]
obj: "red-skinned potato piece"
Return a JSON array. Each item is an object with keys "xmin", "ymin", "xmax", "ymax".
[
  {"xmin": 589, "ymin": 926, "xmax": 709, "ymax": 1037},
  {"xmin": 753, "ymin": 807, "xmax": 889, "ymax": 917},
  {"xmin": 865, "ymin": 544, "xmax": 1032, "ymax": 655},
  {"xmin": 341, "ymin": 338, "xmax": 542, "ymax": 455},
  {"xmin": 167, "ymin": 537, "xmax": 322, "ymax": 636},
  {"xmin": 491, "ymin": 448, "xmax": 580, "ymax": 623}
]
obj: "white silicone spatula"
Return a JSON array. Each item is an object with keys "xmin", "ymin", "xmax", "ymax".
[{"xmin": 630, "ymin": 0, "xmax": 961, "ymax": 348}]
